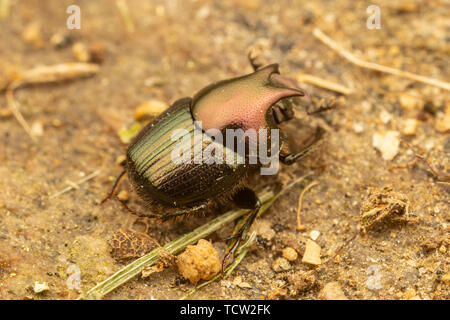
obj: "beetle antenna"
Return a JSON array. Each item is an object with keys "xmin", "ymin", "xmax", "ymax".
[{"xmin": 100, "ymin": 169, "xmax": 126, "ymax": 205}]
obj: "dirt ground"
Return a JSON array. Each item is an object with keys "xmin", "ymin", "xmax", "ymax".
[{"xmin": 0, "ymin": 0, "xmax": 448, "ymax": 300}]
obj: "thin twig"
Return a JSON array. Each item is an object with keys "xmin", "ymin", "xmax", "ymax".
[
  {"xmin": 50, "ymin": 170, "xmax": 102, "ymax": 198},
  {"xmin": 296, "ymin": 74, "xmax": 353, "ymax": 95},
  {"xmin": 388, "ymin": 157, "xmax": 418, "ymax": 171},
  {"xmin": 116, "ymin": 0, "xmax": 135, "ymax": 33},
  {"xmin": 313, "ymin": 28, "xmax": 450, "ymax": 91},
  {"xmin": 296, "ymin": 180, "xmax": 319, "ymax": 231},
  {"xmin": 6, "ymin": 82, "xmax": 36, "ymax": 142},
  {"xmin": 389, "ymin": 140, "xmax": 450, "ymax": 182},
  {"xmin": 3, "ymin": 63, "xmax": 99, "ymax": 142}
]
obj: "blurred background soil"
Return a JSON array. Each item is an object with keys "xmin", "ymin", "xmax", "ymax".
[{"xmin": 0, "ymin": 0, "xmax": 448, "ymax": 299}]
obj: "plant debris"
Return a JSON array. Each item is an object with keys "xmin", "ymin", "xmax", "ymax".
[
  {"xmin": 360, "ymin": 186, "xmax": 410, "ymax": 233},
  {"xmin": 2, "ymin": 63, "xmax": 99, "ymax": 142},
  {"xmin": 109, "ymin": 229, "xmax": 159, "ymax": 261},
  {"xmin": 313, "ymin": 28, "xmax": 450, "ymax": 91},
  {"xmin": 142, "ymin": 249, "xmax": 176, "ymax": 278},
  {"xmin": 296, "ymin": 181, "xmax": 319, "ymax": 231}
]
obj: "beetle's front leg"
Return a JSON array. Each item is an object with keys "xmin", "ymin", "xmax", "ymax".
[
  {"xmin": 247, "ymin": 51, "xmax": 265, "ymax": 71},
  {"xmin": 280, "ymin": 127, "xmax": 325, "ymax": 165},
  {"xmin": 100, "ymin": 169, "xmax": 126, "ymax": 205},
  {"xmin": 272, "ymin": 99, "xmax": 296, "ymax": 124},
  {"xmin": 223, "ymin": 187, "xmax": 261, "ymax": 271}
]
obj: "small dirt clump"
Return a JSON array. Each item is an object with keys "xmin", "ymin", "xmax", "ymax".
[
  {"xmin": 360, "ymin": 186, "xmax": 410, "ymax": 233},
  {"xmin": 176, "ymin": 239, "xmax": 221, "ymax": 284}
]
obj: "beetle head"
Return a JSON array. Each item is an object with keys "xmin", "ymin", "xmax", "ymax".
[{"xmin": 191, "ymin": 64, "xmax": 306, "ymax": 132}]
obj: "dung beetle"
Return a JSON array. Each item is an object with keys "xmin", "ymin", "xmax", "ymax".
[{"xmin": 102, "ymin": 56, "xmax": 327, "ymax": 263}]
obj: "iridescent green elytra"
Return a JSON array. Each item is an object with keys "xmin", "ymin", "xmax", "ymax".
[{"xmin": 127, "ymin": 97, "xmax": 247, "ymax": 208}]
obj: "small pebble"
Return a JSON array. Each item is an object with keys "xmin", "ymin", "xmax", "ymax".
[
  {"xmin": 353, "ymin": 122, "xmax": 364, "ymax": 133},
  {"xmin": 232, "ymin": 276, "xmax": 242, "ymax": 287},
  {"xmin": 435, "ymin": 104, "xmax": 450, "ymax": 133},
  {"xmin": 22, "ymin": 22, "xmax": 43, "ymax": 49},
  {"xmin": 267, "ymin": 287, "xmax": 288, "ymax": 300},
  {"xmin": 238, "ymin": 282, "xmax": 252, "ymax": 289},
  {"xmin": 89, "ymin": 43, "xmax": 105, "ymax": 64},
  {"xmin": 400, "ymin": 118, "xmax": 418, "ymax": 135},
  {"xmin": 33, "ymin": 281, "xmax": 49, "ymax": 293},
  {"xmin": 144, "ymin": 76, "xmax": 166, "ymax": 87},
  {"xmin": 72, "ymin": 42, "xmax": 90, "ymax": 63},
  {"xmin": 399, "ymin": 93, "xmax": 419, "ymax": 110},
  {"xmin": 272, "ymin": 257, "xmax": 291, "ymax": 272},
  {"xmin": 309, "ymin": 230, "xmax": 320, "ymax": 241},
  {"xmin": 361, "ymin": 100, "xmax": 371, "ymax": 112},
  {"xmin": 116, "ymin": 155, "xmax": 127, "ymax": 166},
  {"xmin": 0, "ymin": 108, "xmax": 12, "ymax": 118},
  {"xmin": 372, "ymin": 131, "xmax": 400, "ymax": 161},
  {"xmin": 403, "ymin": 288, "xmax": 420, "ymax": 300},
  {"xmin": 51, "ymin": 118, "xmax": 62, "ymax": 127},
  {"xmin": 117, "ymin": 190, "xmax": 129, "ymax": 202},
  {"xmin": 380, "ymin": 109, "xmax": 392, "ymax": 124},
  {"xmin": 282, "ymin": 247, "xmax": 298, "ymax": 261},
  {"xmin": 441, "ymin": 272, "xmax": 450, "ymax": 285},
  {"xmin": 134, "ymin": 99, "xmax": 168, "ymax": 120},
  {"xmin": 233, "ymin": 276, "xmax": 252, "ymax": 289},
  {"xmin": 50, "ymin": 33, "xmax": 72, "ymax": 49},
  {"xmin": 319, "ymin": 282, "xmax": 347, "ymax": 300},
  {"xmin": 31, "ymin": 121, "xmax": 44, "ymax": 137},
  {"xmin": 302, "ymin": 239, "xmax": 321, "ymax": 266}
]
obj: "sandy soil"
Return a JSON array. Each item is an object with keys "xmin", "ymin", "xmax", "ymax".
[{"xmin": 0, "ymin": 0, "xmax": 448, "ymax": 300}]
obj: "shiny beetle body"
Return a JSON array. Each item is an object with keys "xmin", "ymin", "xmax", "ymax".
[
  {"xmin": 104, "ymin": 60, "xmax": 326, "ymax": 261},
  {"xmin": 126, "ymin": 97, "xmax": 248, "ymax": 209}
]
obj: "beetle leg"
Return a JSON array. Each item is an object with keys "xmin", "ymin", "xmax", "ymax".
[
  {"xmin": 223, "ymin": 188, "xmax": 261, "ymax": 271},
  {"xmin": 272, "ymin": 99, "xmax": 296, "ymax": 124},
  {"xmin": 116, "ymin": 197, "xmax": 160, "ymax": 219},
  {"xmin": 280, "ymin": 127, "xmax": 325, "ymax": 165},
  {"xmin": 247, "ymin": 51, "xmax": 264, "ymax": 71},
  {"xmin": 161, "ymin": 203, "xmax": 209, "ymax": 221},
  {"xmin": 100, "ymin": 169, "xmax": 126, "ymax": 205},
  {"xmin": 272, "ymin": 105, "xmax": 284, "ymax": 124}
]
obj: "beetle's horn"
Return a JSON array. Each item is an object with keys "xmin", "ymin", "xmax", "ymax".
[
  {"xmin": 192, "ymin": 64, "xmax": 307, "ymax": 131},
  {"xmin": 269, "ymin": 72, "xmax": 306, "ymax": 96}
]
